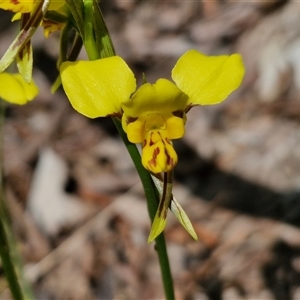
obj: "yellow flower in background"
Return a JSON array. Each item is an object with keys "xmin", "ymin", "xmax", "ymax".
[
  {"xmin": 0, "ymin": 0, "xmax": 67, "ymax": 37},
  {"xmin": 0, "ymin": 0, "xmax": 35, "ymax": 13},
  {"xmin": 0, "ymin": 0, "xmax": 65, "ymax": 13},
  {"xmin": 42, "ymin": 19, "xmax": 64, "ymax": 37},
  {"xmin": 42, "ymin": 0, "xmax": 68, "ymax": 37},
  {"xmin": 0, "ymin": 0, "xmax": 67, "ymax": 82},
  {"xmin": 60, "ymin": 50, "xmax": 245, "ymax": 173},
  {"xmin": 0, "ymin": 73, "xmax": 38, "ymax": 104}
]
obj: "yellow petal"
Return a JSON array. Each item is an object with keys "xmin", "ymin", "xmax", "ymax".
[
  {"xmin": 0, "ymin": 73, "xmax": 38, "ymax": 104},
  {"xmin": 172, "ymin": 49, "xmax": 245, "ymax": 107},
  {"xmin": 0, "ymin": 0, "xmax": 34, "ymax": 13},
  {"xmin": 122, "ymin": 78, "xmax": 188, "ymax": 118},
  {"xmin": 60, "ymin": 56, "xmax": 136, "ymax": 118}
]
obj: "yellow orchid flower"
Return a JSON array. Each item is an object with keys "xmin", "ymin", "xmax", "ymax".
[
  {"xmin": 0, "ymin": 0, "xmax": 67, "ymax": 37},
  {"xmin": 60, "ymin": 49, "xmax": 245, "ymax": 174},
  {"xmin": 0, "ymin": 0, "xmax": 67, "ymax": 82},
  {"xmin": 0, "ymin": 0, "xmax": 65, "ymax": 14},
  {"xmin": 0, "ymin": 0, "xmax": 35, "ymax": 13},
  {"xmin": 0, "ymin": 73, "xmax": 38, "ymax": 104}
]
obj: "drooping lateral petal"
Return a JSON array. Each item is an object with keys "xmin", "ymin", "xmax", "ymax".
[
  {"xmin": 123, "ymin": 115, "xmax": 145, "ymax": 143},
  {"xmin": 16, "ymin": 41, "xmax": 33, "ymax": 83},
  {"xmin": 151, "ymin": 174, "xmax": 198, "ymax": 241},
  {"xmin": 165, "ymin": 112, "xmax": 185, "ymax": 139},
  {"xmin": 0, "ymin": 73, "xmax": 38, "ymax": 104},
  {"xmin": 60, "ymin": 56, "xmax": 136, "ymax": 118},
  {"xmin": 172, "ymin": 50, "xmax": 245, "ymax": 107},
  {"xmin": 122, "ymin": 78, "xmax": 188, "ymax": 118}
]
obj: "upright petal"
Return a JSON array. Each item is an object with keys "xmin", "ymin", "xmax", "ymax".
[
  {"xmin": 60, "ymin": 56, "xmax": 136, "ymax": 118},
  {"xmin": 0, "ymin": 73, "xmax": 38, "ymax": 104},
  {"xmin": 172, "ymin": 50, "xmax": 245, "ymax": 107},
  {"xmin": 122, "ymin": 79, "xmax": 188, "ymax": 118}
]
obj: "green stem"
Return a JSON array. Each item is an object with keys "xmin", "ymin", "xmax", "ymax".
[{"xmin": 112, "ymin": 119, "xmax": 175, "ymax": 300}]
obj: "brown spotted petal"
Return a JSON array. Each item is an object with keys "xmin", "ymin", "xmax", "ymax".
[{"xmin": 141, "ymin": 130, "xmax": 177, "ymax": 173}]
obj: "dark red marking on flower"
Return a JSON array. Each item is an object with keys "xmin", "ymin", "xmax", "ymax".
[
  {"xmin": 126, "ymin": 116, "xmax": 138, "ymax": 125},
  {"xmin": 11, "ymin": 0, "xmax": 20, "ymax": 5},
  {"xmin": 185, "ymin": 104, "xmax": 193, "ymax": 113},
  {"xmin": 165, "ymin": 137, "xmax": 171, "ymax": 145},
  {"xmin": 149, "ymin": 147, "xmax": 160, "ymax": 168},
  {"xmin": 172, "ymin": 110, "xmax": 184, "ymax": 118},
  {"xmin": 142, "ymin": 139, "xmax": 147, "ymax": 148},
  {"xmin": 106, "ymin": 112, "xmax": 123, "ymax": 119},
  {"xmin": 153, "ymin": 147, "xmax": 160, "ymax": 158},
  {"xmin": 148, "ymin": 132, "xmax": 154, "ymax": 146},
  {"xmin": 165, "ymin": 149, "xmax": 174, "ymax": 167}
]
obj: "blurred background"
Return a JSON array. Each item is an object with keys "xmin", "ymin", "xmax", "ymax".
[{"xmin": 2, "ymin": 0, "xmax": 300, "ymax": 299}]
